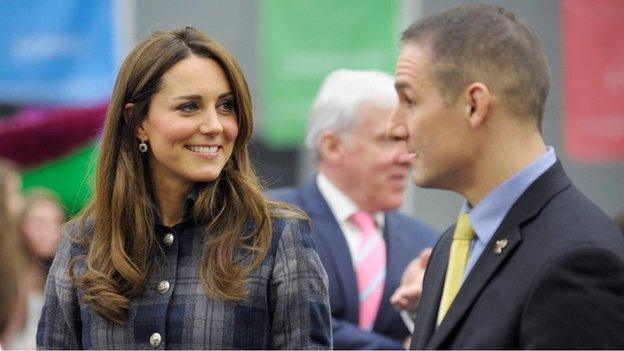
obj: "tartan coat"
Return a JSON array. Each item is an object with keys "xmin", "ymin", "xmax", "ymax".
[{"xmin": 37, "ymin": 211, "xmax": 332, "ymax": 350}]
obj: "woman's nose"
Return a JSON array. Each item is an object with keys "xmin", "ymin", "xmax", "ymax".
[{"xmin": 198, "ymin": 109, "xmax": 223, "ymax": 135}]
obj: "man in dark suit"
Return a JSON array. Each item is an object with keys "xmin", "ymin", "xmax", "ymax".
[
  {"xmin": 269, "ymin": 69, "xmax": 437, "ymax": 349},
  {"xmin": 387, "ymin": 4, "xmax": 624, "ymax": 349}
]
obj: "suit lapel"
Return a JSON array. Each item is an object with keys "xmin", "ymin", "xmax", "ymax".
[
  {"xmin": 300, "ymin": 180, "xmax": 360, "ymax": 323},
  {"xmin": 373, "ymin": 213, "xmax": 407, "ymax": 331},
  {"xmin": 411, "ymin": 226, "xmax": 452, "ymax": 349},
  {"xmin": 426, "ymin": 161, "xmax": 572, "ymax": 349},
  {"xmin": 427, "ymin": 226, "xmax": 522, "ymax": 348}
]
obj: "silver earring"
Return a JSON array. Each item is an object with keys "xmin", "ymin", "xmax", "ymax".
[{"xmin": 139, "ymin": 141, "xmax": 148, "ymax": 153}]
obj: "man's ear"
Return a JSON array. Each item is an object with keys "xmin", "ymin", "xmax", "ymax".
[
  {"xmin": 319, "ymin": 131, "xmax": 344, "ymax": 165},
  {"xmin": 465, "ymin": 82, "xmax": 491, "ymax": 128},
  {"xmin": 126, "ymin": 103, "xmax": 148, "ymax": 140}
]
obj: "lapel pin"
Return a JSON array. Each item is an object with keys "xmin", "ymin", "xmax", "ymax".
[{"xmin": 494, "ymin": 238, "xmax": 508, "ymax": 254}]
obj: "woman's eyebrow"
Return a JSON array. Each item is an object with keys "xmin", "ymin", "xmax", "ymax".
[{"xmin": 173, "ymin": 94, "xmax": 202, "ymax": 101}]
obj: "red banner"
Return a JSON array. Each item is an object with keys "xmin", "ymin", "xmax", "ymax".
[{"xmin": 562, "ymin": 0, "xmax": 624, "ymax": 163}]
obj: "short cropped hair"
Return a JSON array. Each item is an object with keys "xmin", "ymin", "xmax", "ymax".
[
  {"xmin": 306, "ymin": 69, "xmax": 397, "ymax": 160},
  {"xmin": 402, "ymin": 4, "xmax": 551, "ymax": 129}
]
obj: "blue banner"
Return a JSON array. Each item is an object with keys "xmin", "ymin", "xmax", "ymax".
[{"xmin": 0, "ymin": 0, "xmax": 116, "ymax": 105}]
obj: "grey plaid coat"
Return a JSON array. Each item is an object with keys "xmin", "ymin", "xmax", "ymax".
[{"xmin": 36, "ymin": 216, "xmax": 332, "ymax": 349}]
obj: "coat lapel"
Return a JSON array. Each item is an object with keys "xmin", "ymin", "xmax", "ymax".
[
  {"xmin": 427, "ymin": 225, "xmax": 522, "ymax": 348},
  {"xmin": 410, "ymin": 226, "xmax": 452, "ymax": 349},
  {"xmin": 300, "ymin": 180, "xmax": 360, "ymax": 323},
  {"xmin": 426, "ymin": 161, "xmax": 572, "ymax": 349},
  {"xmin": 373, "ymin": 213, "xmax": 410, "ymax": 331}
]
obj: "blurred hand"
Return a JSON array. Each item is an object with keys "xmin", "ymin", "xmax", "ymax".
[
  {"xmin": 390, "ymin": 247, "xmax": 432, "ymax": 312},
  {"xmin": 403, "ymin": 335, "xmax": 412, "ymax": 349}
]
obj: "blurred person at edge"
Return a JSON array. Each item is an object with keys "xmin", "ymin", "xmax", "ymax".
[
  {"xmin": 387, "ymin": 4, "xmax": 624, "ymax": 349},
  {"xmin": 268, "ymin": 69, "xmax": 437, "ymax": 350},
  {"xmin": 36, "ymin": 26, "xmax": 332, "ymax": 349},
  {"xmin": 0, "ymin": 158, "xmax": 26, "ymax": 349},
  {"xmin": 10, "ymin": 188, "xmax": 64, "ymax": 350}
]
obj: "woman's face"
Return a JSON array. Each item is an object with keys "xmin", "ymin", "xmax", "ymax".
[
  {"xmin": 22, "ymin": 199, "xmax": 64, "ymax": 259},
  {"xmin": 137, "ymin": 54, "xmax": 239, "ymax": 192}
]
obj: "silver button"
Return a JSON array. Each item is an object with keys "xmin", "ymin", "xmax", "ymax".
[
  {"xmin": 156, "ymin": 280, "xmax": 170, "ymax": 294},
  {"xmin": 149, "ymin": 332, "xmax": 161, "ymax": 348},
  {"xmin": 163, "ymin": 233, "xmax": 174, "ymax": 246}
]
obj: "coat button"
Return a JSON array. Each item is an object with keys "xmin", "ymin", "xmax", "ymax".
[
  {"xmin": 156, "ymin": 280, "xmax": 170, "ymax": 294},
  {"xmin": 163, "ymin": 233, "xmax": 174, "ymax": 246},
  {"xmin": 150, "ymin": 332, "xmax": 161, "ymax": 348}
]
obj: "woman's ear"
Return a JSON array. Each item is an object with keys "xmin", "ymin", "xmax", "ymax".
[
  {"xmin": 136, "ymin": 126, "xmax": 148, "ymax": 141},
  {"xmin": 126, "ymin": 103, "xmax": 148, "ymax": 140}
]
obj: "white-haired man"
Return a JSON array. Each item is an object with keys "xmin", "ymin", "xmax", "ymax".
[{"xmin": 269, "ymin": 69, "xmax": 437, "ymax": 349}]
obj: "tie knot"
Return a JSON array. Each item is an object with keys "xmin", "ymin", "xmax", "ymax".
[
  {"xmin": 350, "ymin": 211, "xmax": 376, "ymax": 236},
  {"xmin": 453, "ymin": 213, "xmax": 474, "ymax": 241}
]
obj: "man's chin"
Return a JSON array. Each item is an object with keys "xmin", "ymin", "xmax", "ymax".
[
  {"xmin": 411, "ymin": 173, "xmax": 435, "ymax": 189},
  {"xmin": 376, "ymin": 196, "xmax": 405, "ymax": 212}
]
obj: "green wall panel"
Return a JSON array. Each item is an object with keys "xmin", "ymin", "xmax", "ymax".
[
  {"xmin": 22, "ymin": 142, "xmax": 98, "ymax": 215},
  {"xmin": 259, "ymin": 0, "xmax": 400, "ymax": 148}
]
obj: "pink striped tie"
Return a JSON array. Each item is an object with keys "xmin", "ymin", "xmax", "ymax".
[{"xmin": 350, "ymin": 211, "xmax": 387, "ymax": 331}]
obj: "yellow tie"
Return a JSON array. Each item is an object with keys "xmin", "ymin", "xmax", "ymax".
[{"xmin": 437, "ymin": 213, "xmax": 475, "ymax": 325}]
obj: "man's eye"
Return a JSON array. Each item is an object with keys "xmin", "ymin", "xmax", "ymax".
[
  {"xmin": 217, "ymin": 99, "xmax": 235, "ymax": 114},
  {"xmin": 398, "ymin": 94, "xmax": 414, "ymax": 108},
  {"xmin": 178, "ymin": 102, "xmax": 198, "ymax": 113}
]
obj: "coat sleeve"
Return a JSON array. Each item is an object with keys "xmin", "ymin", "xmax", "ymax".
[
  {"xmin": 521, "ymin": 246, "xmax": 624, "ymax": 349},
  {"xmin": 269, "ymin": 219, "xmax": 333, "ymax": 349},
  {"xmin": 36, "ymin": 230, "xmax": 83, "ymax": 349}
]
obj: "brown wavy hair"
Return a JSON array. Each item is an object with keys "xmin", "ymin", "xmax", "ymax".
[
  {"xmin": 0, "ymin": 158, "xmax": 23, "ymax": 337},
  {"xmin": 71, "ymin": 27, "xmax": 303, "ymax": 324}
]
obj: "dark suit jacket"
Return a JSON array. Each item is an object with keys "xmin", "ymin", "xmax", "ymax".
[
  {"xmin": 410, "ymin": 161, "xmax": 624, "ymax": 349},
  {"xmin": 268, "ymin": 178, "xmax": 437, "ymax": 349}
]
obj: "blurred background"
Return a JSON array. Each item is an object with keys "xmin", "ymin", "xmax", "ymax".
[
  {"xmin": 0, "ymin": 0, "xmax": 623, "ymax": 348},
  {"xmin": 1, "ymin": 0, "xmax": 623, "ymax": 229}
]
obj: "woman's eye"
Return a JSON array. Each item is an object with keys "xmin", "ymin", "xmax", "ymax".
[
  {"xmin": 217, "ymin": 100, "xmax": 235, "ymax": 114},
  {"xmin": 178, "ymin": 102, "xmax": 198, "ymax": 113}
]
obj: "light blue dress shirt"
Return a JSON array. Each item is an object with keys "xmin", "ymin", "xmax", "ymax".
[{"xmin": 461, "ymin": 146, "xmax": 557, "ymax": 280}]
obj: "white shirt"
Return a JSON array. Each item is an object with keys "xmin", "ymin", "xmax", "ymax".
[
  {"xmin": 316, "ymin": 173, "xmax": 385, "ymax": 267},
  {"xmin": 6, "ymin": 291, "xmax": 44, "ymax": 350}
]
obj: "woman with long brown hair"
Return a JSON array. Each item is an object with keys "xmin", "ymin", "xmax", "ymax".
[
  {"xmin": 10, "ymin": 188, "xmax": 65, "ymax": 349},
  {"xmin": 37, "ymin": 27, "xmax": 331, "ymax": 349}
]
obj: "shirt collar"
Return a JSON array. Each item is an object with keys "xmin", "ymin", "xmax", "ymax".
[
  {"xmin": 155, "ymin": 184, "xmax": 203, "ymax": 232},
  {"xmin": 316, "ymin": 173, "xmax": 385, "ymax": 227},
  {"xmin": 463, "ymin": 146, "xmax": 557, "ymax": 244}
]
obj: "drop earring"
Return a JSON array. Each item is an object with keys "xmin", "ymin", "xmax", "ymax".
[{"xmin": 139, "ymin": 140, "xmax": 148, "ymax": 153}]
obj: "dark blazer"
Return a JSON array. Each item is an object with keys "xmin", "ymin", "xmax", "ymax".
[
  {"xmin": 410, "ymin": 161, "xmax": 624, "ymax": 349},
  {"xmin": 268, "ymin": 178, "xmax": 437, "ymax": 350}
]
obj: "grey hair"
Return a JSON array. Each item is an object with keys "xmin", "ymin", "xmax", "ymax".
[{"xmin": 306, "ymin": 69, "xmax": 398, "ymax": 160}]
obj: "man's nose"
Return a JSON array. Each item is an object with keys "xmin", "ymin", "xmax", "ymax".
[{"xmin": 387, "ymin": 107, "xmax": 408, "ymax": 142}]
